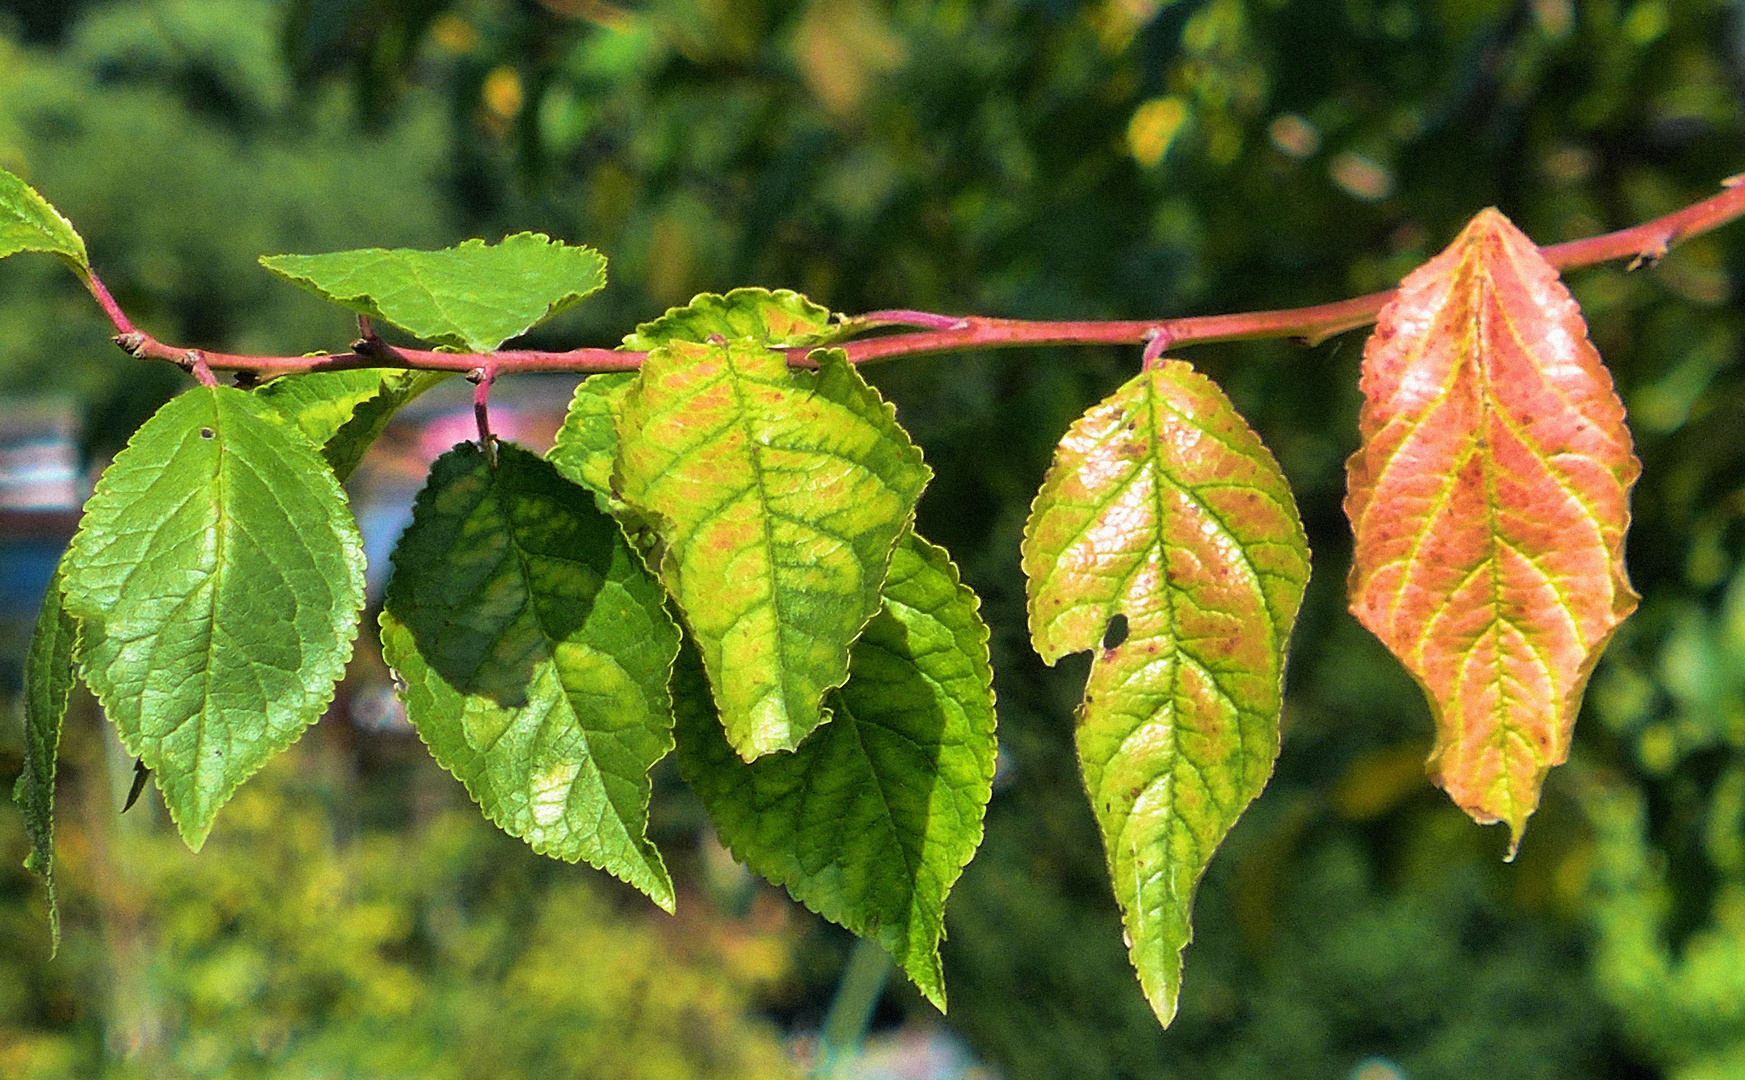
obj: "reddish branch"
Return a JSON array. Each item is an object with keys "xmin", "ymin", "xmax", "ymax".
[{"xmin": 88, "ymin": 176, "xmax": 1745, "ymax": 381}]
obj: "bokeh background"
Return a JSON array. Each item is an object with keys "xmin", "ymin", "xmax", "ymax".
[{"xmin": 2, "ymin": 0, "xmax": 1745, "ymax": 1077}]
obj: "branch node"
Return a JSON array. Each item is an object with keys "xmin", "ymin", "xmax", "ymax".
[
  {"xmin": 1627, "ymin": 235, "xmax": 1672, "ymax": 271},
  {"xmin": 183, "ymin": 351, "xmax": 219, "ymax": 388},
  {"xmin": 352, "ymin": 315, "xmax": 396, "ymax": 360},
  {"xmin": 113, "ymin": 331, "xmax": 149, "ymax": 358}
]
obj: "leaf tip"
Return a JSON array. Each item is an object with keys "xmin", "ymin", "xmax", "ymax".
[
  {"xmin": 173, "ymin": 810, "xmax": 215, "ymax": 854},
  {"xmin": 648, "ymin": 872, "xmax": 678, "ymax": 914},
  {"xmin": 1142, "ymin": 979, "xmax": 1182, "ymax": 1030},
  {"xmin": 1128, "ymin": 918, "xmax": 1186, "ymax": 1029},
  {"xmin": 915, "ymin": 977, "xmax": 947, "ymax": 1015}
]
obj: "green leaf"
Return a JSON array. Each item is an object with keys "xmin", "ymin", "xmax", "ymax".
[
  {"xmin": 549, "ymin": 372, "xmax": 636, "ymax": 508},
  {"xmin": 1021, "ymin": 361, "xmax": 1311, "ymax": 1028},
  {"xmin": 0, "ymin": 166, "xmax": 88, "ymax": 271},
  {"xmin": 675, "ymin": 531, "xmax": 996, "ymax": 1009},
  {"xmin": 62, "ymin": 386, "xmax": 367, "ymax": 850},
  {"xmin": 256, "ymin": 369, "xmax": 450, "ymax": 481},
  {"xmin": 380, "ymin": 442, "xmax": 679, "ymax": 908},
  {"xmin": 616, "ymin": 341, "xmax": 930, "ymax": 759},
  {"xmin": 622, "ymin": 287, "xmax": 844, "ymax": 350},
  {"xmin": 260, "ymin": 233, "xmax": 607, "ymax": 352},
  {"xmin": 14, "ymin": 566, "xmax": 78, "ymax": 956}
]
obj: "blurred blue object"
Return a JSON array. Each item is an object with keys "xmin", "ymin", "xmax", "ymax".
[
  {"xmin": 0, "ymin": 398, "xmax": 82, "ymax": 691},
  {"xmin": 0, "ymin": 537, "xmax": 66, "ymax": 616}
]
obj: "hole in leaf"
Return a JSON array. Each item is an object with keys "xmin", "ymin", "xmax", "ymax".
[
  {"xmin": 199, "ymin": 428, "xmax": 214, "ymax": 439},
  {"xmin": 1102, "ymin": 613, "xmax": 1129, "ymax": 650}
]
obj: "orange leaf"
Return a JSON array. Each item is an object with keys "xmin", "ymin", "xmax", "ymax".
[{"xmin": 1345, "ymin": 208, "xmax": 1640, "ymax": 853}]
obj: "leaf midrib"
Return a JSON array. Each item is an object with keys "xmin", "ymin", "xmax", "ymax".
[{"xmin": 723, "ymin": 346, "xmax": 797, "ymax": 743}]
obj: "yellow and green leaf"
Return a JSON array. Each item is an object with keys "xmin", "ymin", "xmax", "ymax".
[
  {"xmin": 615, "ymin": 340, "xmax": 930, "ymax": 760},
  {"xmin": 1023, "ymin": 360, "xmax": 1310, "ymax": 1028}
]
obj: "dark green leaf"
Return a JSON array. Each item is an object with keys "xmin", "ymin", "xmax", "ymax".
[
  {"xmin": 0, "ymin": 166, "xmax": 88, "ymax": 270},
  {"xmin": 675, "ymin": 532, "xmax": 996, "ymax": 1009},
  {"xmin": 622, "ymin": 287, "xmax": 843, "ymax": 350},
  {"xmin": 256, "ymin": 368, "xmax": 450, "ymax": 481},
  {"xmin": 616, "ymin": 341, "xmax": 930, "ymax": 759},
  {"xmin": 63, "ymin": 386, "xmax": 367, "ymax": 849},
  {"xmin": 260, "ymin": 233, "xmax": 607, "ymax": 352},
  {"xmin": 1021, "ymin": 361, "xmax": 1311, "ymax": 1027},
  {"xmin": 381, "ymin": 442, "xmax": 679, "ymax": 908},
  {"xmin": 14, "ymin": 566, "xmax": 77, "ymax": 955}
]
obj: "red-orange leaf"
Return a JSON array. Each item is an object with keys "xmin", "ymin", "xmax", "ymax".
[{"xmin": 1345, "ymin": 208, "xmax": 1640, "ymax": 852}]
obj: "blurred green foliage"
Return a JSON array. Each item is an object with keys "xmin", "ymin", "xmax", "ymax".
[
  {"xmin": 3, "ymin": 0, "xmax": 1745, "ymax": 1077},
  {"xmin": 0, "ymin": 722, "xmax": 799, "ymax": 1079},
  {"xmin": 0, "ymin": 0, "xmax": 456, "ymax": 449}
]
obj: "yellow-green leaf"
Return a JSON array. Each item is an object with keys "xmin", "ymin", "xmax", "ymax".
[
  {"xmin": 256, "ymin": 368, "xmax": 449, "ymax": 481},
  {"xmin": 622, "ymin": 288, "xmax": 843, "ymax": 351},
  {"xmin": 615, "ymin": 341, "xmax": 930, "ymax": 759},
  {"xmin": 1022, "ymin": 360, "xmax": 1310, "ymax": 1028}
]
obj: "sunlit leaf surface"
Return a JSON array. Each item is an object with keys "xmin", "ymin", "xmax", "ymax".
[
  {"xmin": 1346, "ymin": 208, "xmax": 1640, "ymax": 850},
  {"xmin": 622, "ymin": 287, "xmax": 842, "ymax": 351},
  {"xmin": 1023, "ymin": 360, "xmax": 1310, "ymax": 1027},
  {"xmin": 0, "ymin": 165, "xmax": 87, "ymax": 269},
  {"xmin": 615, "ymin": 340, "xmax": 929, "ymax": 759},
  {"xmin": 261, "ymin": 233, "xmax": 606, "ymax": 352},
  {"xmin": 256, "ymin": 368, "xmax": 450, "ymax": 481},
  {"xmin": 63, "ymin": 387, "xmax": 366, "ymax": 849}
]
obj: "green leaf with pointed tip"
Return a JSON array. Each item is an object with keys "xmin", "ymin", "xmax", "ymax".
[
  {"xmin": 15, "ymin": 565, "xmax": 77, "ymax": 955},
  {"xmin": 256, "ymin": 369, "xmax": 450, "ymax": 481},
  {"xmin": 260, "ymin": 233, "xmax": 607, "ymax": 352},
  {"xmin": 675, "ymin": 532, "xmax": 995, "ymax": 1009},
  {"xmin": 549, "ymin": 371, "xmax": 636, "ymax": 508},
  {"xmin": 1021, "ymin": 361, "xmax": 1310, "ymax": 1029},
  {"xmin": 381, "ymin": 442, "xmax": 679, "ymax": 908},
  {"xmin": 616, "ymin": 341, "xmax": 930, "ymax": 760},
  {"xmin": 622, "ymin": 288, "xmax": 843, "ymax": 350},
  {"xmin": 62, "ymin": 386, "xmax": 366, "ymax": 850},
  {"xmin": 0, "ymin": 166, "xmax": 88, "ymax": 270}
]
